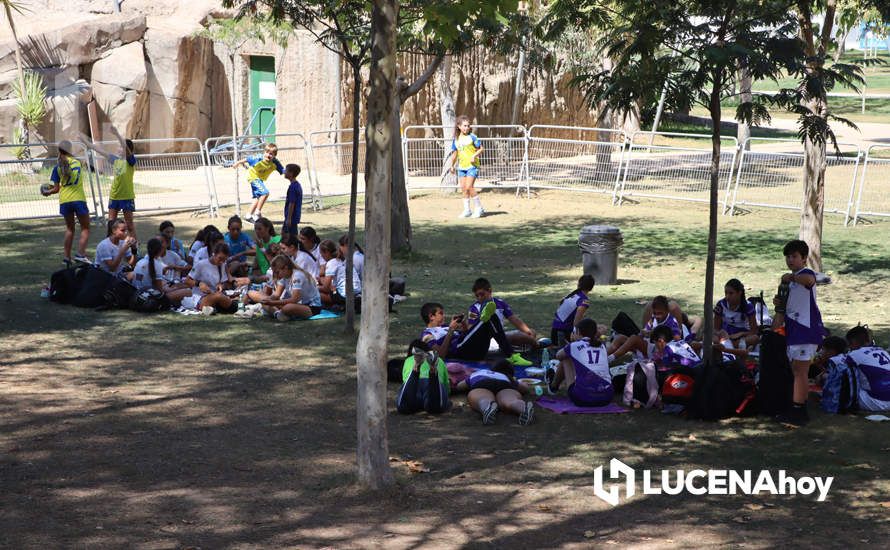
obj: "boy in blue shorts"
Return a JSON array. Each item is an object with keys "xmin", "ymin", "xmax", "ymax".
[
  {"xmin": 281, "ymin": 163, "xmax": 303, "ymax": 238},
  {"xmin": 773, "ymin": 239, "xmax": 825, "ymax": 427},
  {"xmin": 233, "ymin": 143, "xmax": 284, "ymax": 223}
]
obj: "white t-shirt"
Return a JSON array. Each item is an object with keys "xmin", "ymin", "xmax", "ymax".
[
  {"xmin": 330, "ymin": 257, "xmax": 361, "ymax": 296},
  {"xmin": 295, "ymin": 250, "xmax": 320, "ymax": 279},
  {"xmin": 188, "ymin": 259, "xmax": 228, "ymax": 298},
  {"xmin": 95, "ymin": 237, "xmax": 132, "ymax": 275},
  {"xmin": 353, "ymin": 251, "xmax": 365, "ymax": 282},
  {"xmin": 161, "ymin": 250, "xmax": 188, "ymax": 282},
  {"xmin": 132, "ymin": 256, "xmax": 166, "ymax": 291},
  {"xmin": 193, "ymin": 246, "xmax": 210, "ymax": 264},
  {"xmin": 281, "ymin": 269, "xmax": 322, "ymax": 306},
  {"xmin": 188, "ymin": 240, "xmax": 203, "ymax": 260}
]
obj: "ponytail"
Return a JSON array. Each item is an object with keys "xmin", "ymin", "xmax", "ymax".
[{"xmin": 146, "ymin": 237, "xmax": 163, "ymax": 282}]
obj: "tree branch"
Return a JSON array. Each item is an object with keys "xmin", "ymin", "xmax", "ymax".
[{"xmin": 400, "ymin": 54, "xmax": 444, "ymax": 101}]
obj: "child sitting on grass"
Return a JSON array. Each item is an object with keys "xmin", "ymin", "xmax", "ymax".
[
  {"xmin": 468, "ymin": 278, "xmax": 536, "ymax": 356},
  {"xmin": 546, "ymin": 318, "xmax": 613, "ymax": 407},
  {"xmin": 396, "ymin": 341, "xmax": 450, "ymax": 415},
  {"xmin": 714, "ymin": 278, "xmax": 760, "ymax": 350},
  {"xmin": 260, "ymin": 255, "xmax": 323, "ymax": 321},
  {"xmin": 419, "ymin": 301, "xmax": 526, "ymax": 365},
  {"xmin": 551, "ymin": 274, "xmax": 594, "ymax": 348},
  {"xmin": 455, "ymin": 360, "xmax": 535, "ymax": 425},
  {"xmin": 844, "ymin": 325, "xmax": 890, "ymax": 412}
]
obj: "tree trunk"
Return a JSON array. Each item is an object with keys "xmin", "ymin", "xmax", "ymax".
[
  {"xmin": 800, "ymin": 111, "xmax": 826, "ymax": 272},
  {"xmin": 736, "ymin": 62, "xmax": 752, "ymax": 151},
  {"xmin": 390, "ymin": 98, "xmax": 412, "ymax": 253},
  {"xmin": 344, "ymin": 63, "xmax": 362, "ymax": 331},
  {"xmin": 390, "ymin": 55, "xmax": 443, "ymax": 254},
  {"xmin": 833, "ymin": 27, "xmax": 849, "ymax": 63},
  {"xmin": 356, "ymin": 0, "xmax": 397, "ymax": 490},
  {"xmin": 702, "ymin": 78, "xmax": 724, "ymax": 366},
  {"xmin": 510, "ymin": 46, "xmax": 526, "ymax": 127},
  {"xmin": 4, "ymin": 4, "xmax": 26, "ymax": 105},
  {"xmin": 229, "ymin": 53, "xmax": 242, "ymax": 218}
]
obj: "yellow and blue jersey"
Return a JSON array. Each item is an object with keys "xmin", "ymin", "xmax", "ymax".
[
  {"xmin": 451, "ymin": 133, "xmax": 482, "ymax": 169},
  {"xmin": 109, "ymin": 154, "xmax": 137, "ymax": 200},
  {"xmin": 51, "ymin": 157, "xmax": 85, "ymax": 204},
  {"xmin": 246, "ymin": 155, "xmax": 284, "ymax": 182}
]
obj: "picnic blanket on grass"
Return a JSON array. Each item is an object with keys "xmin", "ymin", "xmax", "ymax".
[{"xmin": 536, "ymin": 395, "xmax": 628, "ymax": 414}]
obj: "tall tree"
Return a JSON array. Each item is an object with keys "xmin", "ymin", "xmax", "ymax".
[
  {"xmin": 224, "ymin": 1, "xmax": 374, "ymax": 331},
  {"xmin": 791, "ymin": 0, "xmax": 888, "ymax": 271},
  {"xmin": 544, "ymin": 0, "xmax": 807, "ymax": 362},
  {"xmin": 356, "ymin": 0, "xmax": 398, "ymax": 490}
]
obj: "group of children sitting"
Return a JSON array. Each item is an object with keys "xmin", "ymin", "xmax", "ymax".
[
  {"xmin": 90, "ymin": 215, "xmax": 363, "ymax": 321},
  {"xmin": 400, "ymin": 240, "xmax": 890, "ymax": 427}
]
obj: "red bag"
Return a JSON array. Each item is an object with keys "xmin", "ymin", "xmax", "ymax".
[{"xmin": 662, "ymin": 373, "xmax": 695, "ymax": 402}]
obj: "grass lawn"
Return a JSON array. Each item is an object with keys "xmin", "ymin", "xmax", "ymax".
[{"xmin": 1, "ymin": 191, "xmax": 889, "ymax": 548}]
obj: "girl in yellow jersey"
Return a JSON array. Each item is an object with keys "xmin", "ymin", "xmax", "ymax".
[
  {"xmin": 42, "ymin": 140, "xmax": 91, "ymax": 264},
  {"xmin": 447, "ymin": 116, "xmax": 485, "ymax": 218},
  {"xmin": 81, "ymin": 129, "xmax": 138, "ymax": 240}
]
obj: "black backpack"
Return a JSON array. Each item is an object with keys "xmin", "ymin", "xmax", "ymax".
[
  {"xmin": 612, "ymin": 312, "xmax": 640, "ymax": 337},
  {"xmin": 129, "ymin": 288, "xmax": 171, "ymax": 313},
  {"xmin": 70, "ymin": 266, "xmax": 114, "ymax": 308},
  {"xmin": 49, "ymin": 266, "xmax": 85, "ymax": 304},
  {"xmin": 687, "ymin": 358, "xmax": 756, "ymax": 420},
  {"xmin": 102, "ymin": 278, "xmax": 137, "ymax": 309},
  {"xmin": 758, "ymin": 330, "xmax": 794, "ymax": 416}
]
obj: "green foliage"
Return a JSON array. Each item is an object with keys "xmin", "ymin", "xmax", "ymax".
[
  {"xmin": 10, "ymin": 126, "xmax": 25, "ymax": 160},
  {"xmin": 12, "ymin": 70, "xmax": 46, "ymax": 128},
  {"xmin": 195, "ymin": 16, "xmax": 269, "ymax": 54}
]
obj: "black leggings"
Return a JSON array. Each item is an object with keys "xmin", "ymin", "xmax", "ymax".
[
  {"xmin": 451, "ymin": 315, "xmax": 514, "ymax": 361},
  {"xmin": 396, "ymin": 369, "xmax": 449, "ymax": 414}
]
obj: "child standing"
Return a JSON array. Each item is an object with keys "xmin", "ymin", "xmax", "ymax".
[
  {"xmin": 105, "ymin": 134, "xmax": 138, "ymax": 241},
  {"xmin": 41, "ymin": 140, "xmax": 90, "ymax": 264},
  {"xmin": 447, "ymin": 116, "xmax": 485, "ymax": 218},
  {"xmin": 774, "ymin": 239, "xmax": 825, "ymax": 427},
  {"xmin": 281, "ymin": 163, "xmax": 303, "ymax": 238},
  {"xmin": 551, "ymin": 275, "xmax": 595, "ymax": 347},
  {"xmin": 232, "ymin": 143, "xmax": 284, "ymax": 222}
]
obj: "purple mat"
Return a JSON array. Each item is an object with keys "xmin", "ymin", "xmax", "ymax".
[{"xmin": 536, "ymin": 396, "xmax": 629, "ymax": 414}]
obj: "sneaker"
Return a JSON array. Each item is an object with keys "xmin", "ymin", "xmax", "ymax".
[
  {"xmin": 544, "ymin": 364, "xmax": 559, "ymax": 394},
  {"xmin": 478, "ymin": 300, "xmax": 497, "ymax": 323},
  {"xmin": 201, "ymin": 306, "xmax": 215, "ymax": 316},
  {"xmin": 507, "ymin": 352, "xmax": 533, "ymax": 367},
  {"xmin": 457, "ymin": 209, "xmax": 472, "ymax": 218},
  {"xmin": 519, "ymin": 401, "xmax": 535, "ymax": 425},
  {"xmin": 275, "ymin": 310, "xmax": 290, "ymax": 322},
  {"xmin": 775, "ymin": 406, "xmax": 809, "ymax": 428},
  {"xmin": 245, "ymin": 213, "xmax": 257, "ymax": 223},
  {"xmin": 482, "ymin": 402, "xmax": 498, "ymax": 425},
  {"xmin": 73, "ymin": 253, "xmax": 90, "ymax": 264},
  {"xmin": 470, "ymin": 207, "xmax": 485, "ymax": 218}
]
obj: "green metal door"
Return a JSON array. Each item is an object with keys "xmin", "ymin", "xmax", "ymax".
[{"xmin": 249, "ymin": 56, "xmax": 276, "ymax": 136}]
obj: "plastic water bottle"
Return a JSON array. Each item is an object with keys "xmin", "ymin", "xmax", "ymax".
[{"xmin": 541, "ymin": 347, "xmax": 550, "ymax": 368}]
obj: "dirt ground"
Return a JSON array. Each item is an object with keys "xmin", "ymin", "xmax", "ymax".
[{"xmin": 1, "ymin": 191, "xmax": 889, "ymax": 549}]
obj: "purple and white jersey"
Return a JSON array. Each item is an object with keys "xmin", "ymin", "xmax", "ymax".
[
  {"xmin": 562, "ymin": 338, "xmax": 611, "ymax": 391},
  {"xmin": 645, "ymin": 313, "xmax": 687, "ymax": 340},
  {"xmin": 654, "ymin": 340, "xmax": 701, "ymax": 367},
  {"xmin": 784, "ymin": 268, "xmax": 825, "ymax": 346},
  {"xmin": 421, "ymin": 326, "xmax": 461, "ymax": 354},
  {"xmin": 714, "ymin": 298, "xmax": 756, "ymax": 334},
  {"xmin": 847, "ymin": 346, "xmax": 890, "ymax": 407},
  {"xmin": 467, "ymin": 297, "xmax": 513, "ymax": 327},
  {"xmin": 552, "ymin": 291, "xmax": 590, "ymax": 331},
  {"xmin": 466, "ymin": 369, "xmax": 513, "ymax": 389}
]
